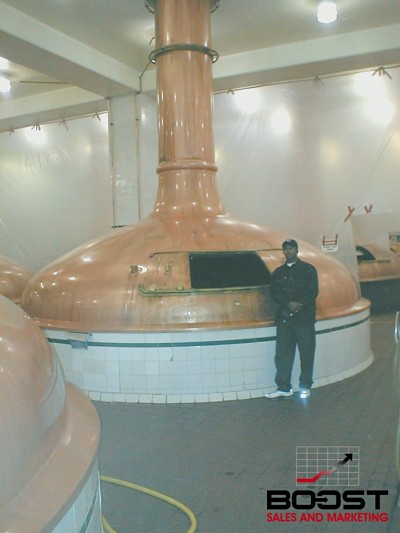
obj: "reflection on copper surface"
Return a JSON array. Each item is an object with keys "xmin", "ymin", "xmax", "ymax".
[
  {"xmin": 356, "ymin": 242, "xmax": 400, "ymax": 311},
  {"xmin": 356, "ymin": 243, "xmax": 400, "ymax": 282},
  {"xmin": 0, "ymin": 253, "xmax": 32, "ymax": 304},
  {"xmin": 0, "ymin": 295, "xmax": 100, "ymax": 531},
  {"xmin": 21, "ymin": 0, "xmax": 368, "ymax": 331},
  {"xmin": 390, "ymin": 239, "xmax": 400, "ymax": 258}
]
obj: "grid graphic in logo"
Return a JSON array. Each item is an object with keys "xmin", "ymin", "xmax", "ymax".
[{"xmin": 296, "ymin": 446, "xmax": 360, "ymax": 486}]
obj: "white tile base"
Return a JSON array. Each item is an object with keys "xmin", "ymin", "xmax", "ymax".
[
  {"xmin": 52, "ymin": 466, "xmax": 102, "ymax": 533},
  {"xmin": 46, "ymin": 307, "xmax": 372, "ymax": 403}
]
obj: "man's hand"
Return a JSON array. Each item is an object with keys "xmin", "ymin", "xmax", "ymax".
[{"xmin": 288, "ymin": 301, "xmax": 303, "ymax": 313}]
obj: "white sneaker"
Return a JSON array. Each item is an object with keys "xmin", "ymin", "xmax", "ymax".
[
  {"xmin": 299, "ymin": 389, "xmax": 311, "ymax": 398},
  {"xmin": 265, "ymin": 389, "xmax": 293, "ymax": 399}
]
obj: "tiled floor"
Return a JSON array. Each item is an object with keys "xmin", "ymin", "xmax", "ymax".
[{"xmin": 95, "ymin": 313, "xmax": 400, "ymax": 533}]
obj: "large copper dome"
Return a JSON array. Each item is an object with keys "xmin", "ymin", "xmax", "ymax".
[
  {"xmin": 21, "ymin": 0, "xmax": 367, "ymax": 332},
  {"xmin": 0, "ymin": 253, "xmax": 32, "ymax": 304},
  {"xmin": 357, "ymin": 243, "xmax": 400, "ymax": 282},
  {"xmin": 356, "ymin": 242, "xmax": 400, "ymax": 312},
  {"xmin": 21, "ymin": 216, "xmax": 363, "ymax": 332}
]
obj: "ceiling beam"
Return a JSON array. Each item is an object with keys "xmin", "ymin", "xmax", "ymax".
[
  {"xmin": 211, "ymin": 23, "xmax": 400, "ymax": 91},
  {"xmin": 0, "ymin": 1, "xmax": 141, "ymax": 97},
  {"xmin": 1, "ymin": 0, "xmax": 400, "ymax": 129},
  {"xmin": 0, "ymin": 88, "xmax": 107, "ymax": 132},
  {"xmin": 141, "ymin": 22, "xmax": 400, "ymax": 93}
]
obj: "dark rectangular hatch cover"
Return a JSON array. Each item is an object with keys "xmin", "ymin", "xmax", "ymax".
[{"xmin": 189, "ymin": 251, "xmax": 271, "ymax": 289}]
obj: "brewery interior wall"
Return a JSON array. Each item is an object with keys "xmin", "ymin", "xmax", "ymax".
[{"xmin": 1, "ymin": 69, "xmax": 400, "ymax": 279}]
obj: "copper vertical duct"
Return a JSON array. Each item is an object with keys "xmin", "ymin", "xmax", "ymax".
[
  {"xmin": 21, "ymin": 0, "xmax": 367, "ymax": 331},
  {"xmin": 149, "ymin": 0, "xmax": 222, "ymax": 221}
]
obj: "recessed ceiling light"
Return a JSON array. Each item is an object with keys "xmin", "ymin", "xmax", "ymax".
[
  {"xmin": 317, "ymin": 1, "xmax": 338, "ymax": 24},
  {"xmin": 0, "ymin": 57, "xmax": 9, "ymax": 70},
  {"xmin": 0, "ymin": 78, "xmax": 11, "ymax": 93}
]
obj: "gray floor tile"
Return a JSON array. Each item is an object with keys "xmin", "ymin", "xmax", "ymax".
[{"xmin": 95, "ymin": 313, "xmax": 400, "ymax": 533}]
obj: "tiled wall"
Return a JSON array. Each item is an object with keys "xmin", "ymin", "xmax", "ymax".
[
  {"xmin": 47, "ymin": 307, "xmax": 372, "ymax": 403},
  {"xmin": 52, "ymin": 466, "xmax": 102, "ymax": 533}
]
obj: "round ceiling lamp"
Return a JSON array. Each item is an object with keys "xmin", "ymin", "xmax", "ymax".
[
  {"xmin": 317, "ymin": 1, "xmax": 338, "ymax": 24},
  {"xmin": 0, "ymin": 77, "xmax": 11, "ymax": 93}
]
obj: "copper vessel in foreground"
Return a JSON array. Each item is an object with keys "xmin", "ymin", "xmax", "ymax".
[
  {"xmin": 0, "ymin": 295, "xmax": 101, "ymax": 532},
  {"xmin": 21, "ymin": 0, "xmax": 368, "ymax": 332}
]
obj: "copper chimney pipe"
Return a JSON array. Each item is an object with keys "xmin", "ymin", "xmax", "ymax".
[
  {"xmin": 148, "ymin": 0, "xmax": 223, "ymax": 219},
  {"xmin": 21, "ymin": 0, "xmax": 366, "ymax": 331}
]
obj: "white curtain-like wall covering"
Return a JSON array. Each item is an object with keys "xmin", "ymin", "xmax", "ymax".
[
  {"xmin": 1, "ymin": 67, "xmax": 400, "ymax": 277},
  {"xmin": 0, "ymin": 115, "xmax": 112, "ymax": 272},
  {"xmin": 138, "ymin": 68, "xmax": 400, "ymax": 278},
  {"xmin": 137, "ymin": 93, "xmax": 158, "ymax": 220}
]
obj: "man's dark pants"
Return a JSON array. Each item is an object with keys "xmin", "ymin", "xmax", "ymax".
[{"xmin": 274, "ymin": 320, "xmax": 316, "ymax": 391}]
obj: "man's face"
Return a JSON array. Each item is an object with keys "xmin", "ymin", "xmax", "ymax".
[{"xmin": 283, "ymin": 245, "xmax": 298, "ymax": 262}]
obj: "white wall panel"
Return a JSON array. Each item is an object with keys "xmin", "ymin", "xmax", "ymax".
[
  {"xmin": 137, "ymin": 93, "xmax": 158, "ymax": 220},
  {"xmin": 0, "ymin": 115, "xmax": 112, "ymax": 272},
  {"xmin": 137, "ymin": 67, "xmax": 400, "ymax": 277},
  {"xmin": 109, "ymin": 95, "xmax": 140, "ymax": 226},
  {"xmin": 1, "ymin": 68, "xmax": 400, "ymax": 278}
]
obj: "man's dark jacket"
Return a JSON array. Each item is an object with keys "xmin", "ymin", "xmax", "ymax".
[{"xmin": 271, "ymin": 258, "xmax": 319, "ymax": 324}]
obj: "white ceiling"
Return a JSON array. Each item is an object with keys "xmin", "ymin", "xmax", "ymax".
[{"xmin": 1, "ymin": 0, "xmax": 400, "ymax": 131}]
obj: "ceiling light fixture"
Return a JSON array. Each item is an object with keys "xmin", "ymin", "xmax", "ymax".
[
  {"xmin": 0, "ymin": 77, "xmax": 11, "ymax": 93},
  {"xmin": 317, "ymin": 1, "xmax": 338, "ymax": 24},
  {"xmin": 0, "ymin": 57, "xmax": 9, "ymax": 70}
]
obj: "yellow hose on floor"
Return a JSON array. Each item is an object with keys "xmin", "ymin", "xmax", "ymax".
[{"xmin": 100, "ymin": 475, "xmax": 197, "ymax": 533}]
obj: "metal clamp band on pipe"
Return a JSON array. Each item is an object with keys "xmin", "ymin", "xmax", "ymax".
[
  {"xmin": 395, "ymin": 310, "xmax": 400, "ymax": 344},
  {"xmin": 145, "ymin": 0, "xmax": 219, "ymax": 14},
  {"xmin": 157, "ymin": 160, "xmax": 218, "ymax": 174},
  {"xmin": 149, "ymin": 43, "xmax": 219, "ymax": 64}
]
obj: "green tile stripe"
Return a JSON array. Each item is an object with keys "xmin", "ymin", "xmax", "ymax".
[
  {"xmin": 318, "ymin": 315, "xmax": 369, "ymax": 335},
  {"xmin": 78, "ymin": 477, "xmax": 100, "ymax": 533},
  {"xmin": 48, "ymin": 316, "xmax": 369, "ymax": 349}
]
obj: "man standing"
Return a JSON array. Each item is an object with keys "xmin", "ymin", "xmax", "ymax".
[{"xmin": 266, "ymin": 239, "xmax": 319, "ymax": 399}]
